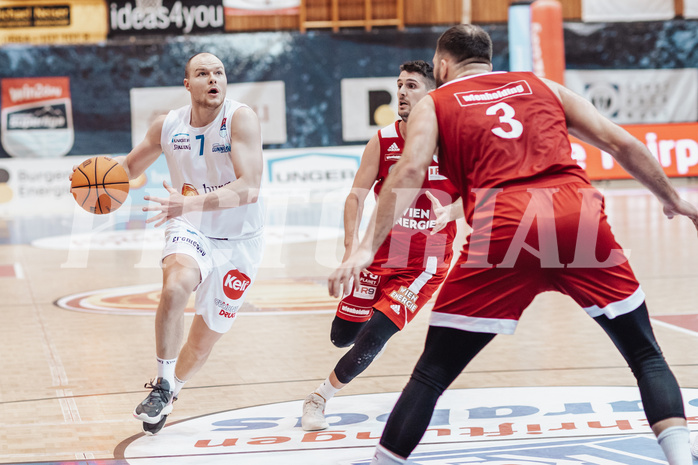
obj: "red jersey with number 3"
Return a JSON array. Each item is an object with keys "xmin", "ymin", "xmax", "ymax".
[
  {"xmin": 430, "ymin": 71, "xmax": 590, "ymax": 224},
  {"xmin": 372, "ymin": 120, "xmax": 459, "ymax": 270}
]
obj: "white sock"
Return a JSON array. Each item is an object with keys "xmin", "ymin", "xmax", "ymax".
[
  {"xmin": 156, "ymin": 357, "xmax": 177, "ymax": 392},
  {"xmin": 657, "ymin": 426, "xmax": 692, "ymax": 465},
  {"xmin": 691, "ymin": 433, "xmax": 698, "ymax": 459},
  {"xmin": 315, "ymin": 377, "xmax": 341, "ymax": 402},
  {"xmin": 370, "ymin": 444, "xmax": 407, "ymax": 464},
  {"xmin": 173, "ymin": 375, "xmax": 186, "ymax": 398}
]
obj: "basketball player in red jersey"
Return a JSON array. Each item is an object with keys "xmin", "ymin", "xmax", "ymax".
[
  {"xmin": 329, "ymin": 25, "xmax": 698, "ymax": 465},
  {"xmin": 302, "ymin": 61, "xmax": 461, "ymax": 431}
]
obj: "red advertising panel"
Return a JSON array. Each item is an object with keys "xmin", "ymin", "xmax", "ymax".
[
  {"xmin": 1, "ymin": 76, "xmax": 74, "ymax": 158},
  {"xmin": 570, "ymin": 122, "xmax": 698, "ymax": 180},
  {"xmin": 531, "ymin": 0, "xmax": 565, "ymax": 85}
]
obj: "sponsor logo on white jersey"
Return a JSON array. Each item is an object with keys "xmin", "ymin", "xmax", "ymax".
[
  {"xmin": 171, "ymin": 235, "xmax": 206, "ymax": 257},
  {"xmin": 181, "ymin": 183, "xmax": 199, "ymax": 196},
  {"xmin": 212, "ymin": 142, "xmax": 231, "ymax": 153},
  {"xmin": 215, "ymin": 298, "xmax": 240, "ymax": 319},
  {"xmin": 222, "ymin": 269, "xmax": 251, "ymax": 300},
  {"xmin": 171, "ymin": 132, "xmax": 191, "ymax": 151},
  {"xmin": 219, "ymin": 117, "xmax": 228, "ymax": 138}
]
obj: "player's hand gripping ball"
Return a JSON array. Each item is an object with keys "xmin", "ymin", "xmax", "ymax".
[{"xmin": 71, "ymin": 156, "xmax": 130, "ymax": 214}]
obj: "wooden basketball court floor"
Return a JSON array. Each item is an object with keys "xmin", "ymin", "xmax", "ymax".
[{"xmin": 0, "ymin": 179, "xmax": 697, "ymax": 464}]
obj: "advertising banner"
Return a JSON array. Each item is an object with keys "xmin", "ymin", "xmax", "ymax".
[
  {"xmin": 581, "ymin": 0, "xmax": 674, "ymax": 22},
  {"xmin": 0, "ymin": 156, "xmax": 84, "ymax": 217},
  {"xmin": 223, "ymin": 0, "xmax": 299, "ymax": 16},
  {"xmin": 564, "ymin": 69, "xmax": 698, "ymax": 124},
  {"xmin": 264, "ymin": 145, "xmax": 361, "ymax": 189},
  {"xmin": 130, "ymin": 81, "xmax": 287, "ymax": 146},
  {"xmin": 571, "ymin": 122, "xmax": 698, "ymax": 180},
  {"xmin": 0, "ymin": 0, "xmax": 107, "ymax": 44},
  {"xmin": 108, "ymin": 0, "xmax": 224, "ymax": 37},
  {"xmin": 1, "ymin": 76, "xmax": 75, "ymax": 158}
]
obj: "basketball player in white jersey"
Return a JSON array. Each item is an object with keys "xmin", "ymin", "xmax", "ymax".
[{"xmin": 111, "ymin": 52, "xmax": 264, "ymax": 434}]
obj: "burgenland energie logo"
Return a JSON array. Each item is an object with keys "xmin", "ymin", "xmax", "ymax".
[
  {"xmin": 222, "ymin": 269, "xmax": 251, "ymax": 300},
  {"xmin": 0, "ymin": 167, "xmax": 11, "ymax": 203},
  {"xmin": 181, "ymin": 183, "xmax": 199, "ymax": 196}
]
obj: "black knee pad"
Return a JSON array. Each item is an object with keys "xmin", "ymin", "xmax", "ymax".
[{"xmin": 330, "ymin": 317, "xmax": 364, "ymax": 348}]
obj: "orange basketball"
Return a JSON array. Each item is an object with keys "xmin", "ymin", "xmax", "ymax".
[{"xmin": 71, "ymin": 156, "xmax": 130, "ymax": 214}]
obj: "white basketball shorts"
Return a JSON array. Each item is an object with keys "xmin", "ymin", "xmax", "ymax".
[{"xmin": 161, "ymin": 217, "xmax": 264, "ymax": 333}]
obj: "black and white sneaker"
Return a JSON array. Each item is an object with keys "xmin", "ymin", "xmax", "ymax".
[
  {"xmin": 141, "ymin": 395, "xmax": 177, "ymax": 435},
  {"xmin": 142, "ymin": 413, "xmax": 168, "ymax": 435},
  {"xmin": 133, "ymin": 377, "xmax": 174, "ymax": 424}
]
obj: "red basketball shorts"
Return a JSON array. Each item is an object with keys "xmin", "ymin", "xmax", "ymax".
[
  {"xmin": 336, "ymin": 256, "xmax": 451, "ymax": 330},
  {"xmin": 431, "ymin": 182, "xmax": 643, "ymax": 334}
]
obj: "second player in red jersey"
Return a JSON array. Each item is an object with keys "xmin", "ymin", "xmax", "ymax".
[{"xmin": 302, "ymin": 60, "xmax": 460, "ymax": 432}]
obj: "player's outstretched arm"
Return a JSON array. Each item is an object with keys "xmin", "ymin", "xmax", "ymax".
[
  {"xmin": 328, "ymin": 97, "xmax": 438, "ymax": 297},
  {"xmin": 545, "ymin": 79, "xmax": 698, "ymax": 233}
]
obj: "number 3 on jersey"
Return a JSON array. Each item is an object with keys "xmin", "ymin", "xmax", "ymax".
[{"xmin": 486, "ymin": 102, "xmax": 523, "ymax": 139}]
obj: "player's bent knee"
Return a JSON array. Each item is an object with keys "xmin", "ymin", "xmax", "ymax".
[
  {"xmin": 160, "ymin": 279, "xmax": 194, "ymax": 302},
  {"xmin": 330, "ymin": 317, "xmax": 364, "ymax": 348},
  {"xmin": 330, "ymin": 333, "xmax": 355, "ymax": 348}
]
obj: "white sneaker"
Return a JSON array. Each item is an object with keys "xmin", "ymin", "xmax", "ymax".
[
  {"xmin": 302, "ymin": 393, "xmax": 329, "ymax": 431},
  {"xmin": 691, "ymin": 433, "xmax": 698, "ymax": 459}
]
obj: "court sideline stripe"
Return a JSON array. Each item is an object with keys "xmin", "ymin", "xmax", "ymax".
[
  {"xmin": 1, "ymin": 362, "xmax": 697, "ymax": 407},
  {"xmin": 30, "ymin": 302, "xmax": 83, "ymax": 425}
]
